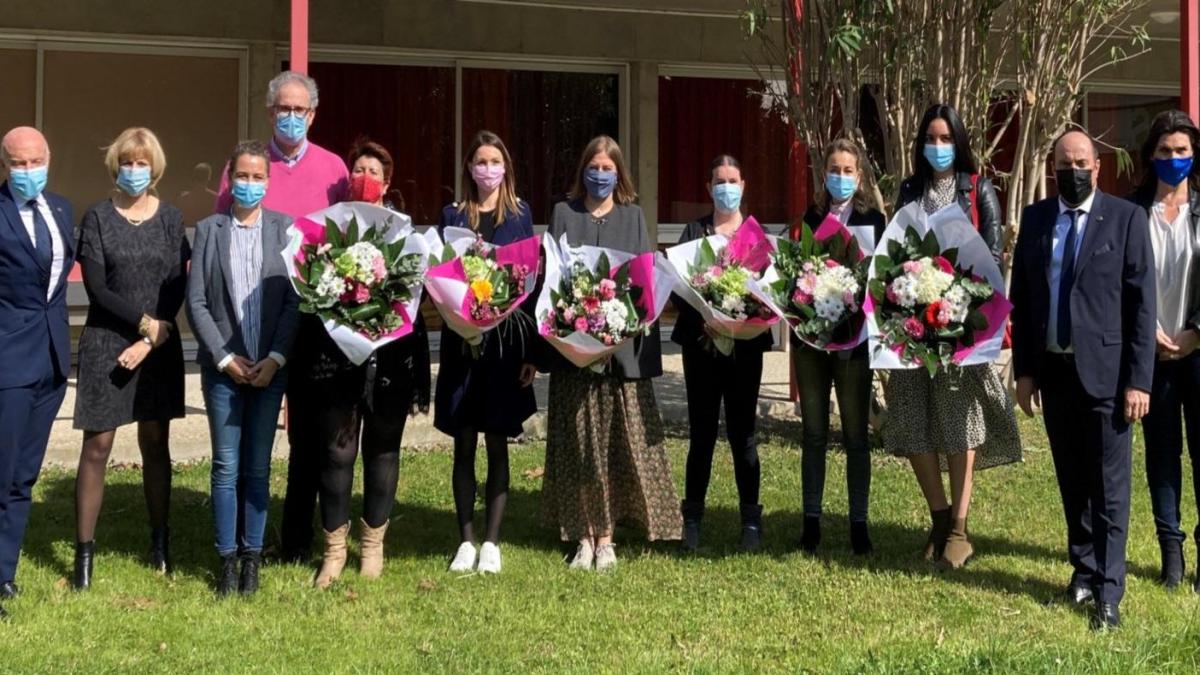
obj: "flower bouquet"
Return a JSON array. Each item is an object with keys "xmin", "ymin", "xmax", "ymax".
[
  {"xmin": 283, "ymin": 202, "xmax": 432, "ymax": 365},
  {"xmin": 865, "ymin": 202, "xmax": 1011, "ymax": 376},
  {"xmin": 423, "ymin": 226, "xmax": 540, "ymax": 357},
  {"xmin": 664, "ymin": 216, "xmax": 778, "ymax": 355},
  {"xmin": 761, "ymin": 214, "xmax": 870, "ymax": 351},
  {"xmin": 536, "ymin": 233, "xmax": 675, "ymax": 370}
]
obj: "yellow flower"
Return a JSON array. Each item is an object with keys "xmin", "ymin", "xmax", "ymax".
[{"xmin": 470, "ymin": 278, "xmax": 494, "ymax": 303}]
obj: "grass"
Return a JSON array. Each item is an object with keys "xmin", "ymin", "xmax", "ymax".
[{"xmin": 4, "ymin": 415, "xmax": 1200, "ymax": 673}]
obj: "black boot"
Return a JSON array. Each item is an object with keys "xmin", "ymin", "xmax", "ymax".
[
  {"xmin": 799, "ymin": 515, "xmax": 821, "ymax": 554},
  {"xmin": 850, "ymin": 521, "xmax": 874, "ymax": 556},
  {"xmin": 1160, "ymin": 539, "xmax": 1185, "ymax": 589},
  {"xmin": 216, "ymin": 553, "xmax": 238, "ymax": 597},
  {"xmin": 680, "ymin": 500, "xmax": 704, "ymax": 553},
  {"xmin": 239, "ymin": 551, "xmax": 262, "ymax": 597},
  {"xmin": 72, "ymin": 541, "xmax": 95, "ymax": 591},
  {"xmin": 739, "ymin": 504, "xmax": 763, "ymax": 552},
  {"xmin": 149, "ymin": 527, "xmax": 170, "ymax": 575}
]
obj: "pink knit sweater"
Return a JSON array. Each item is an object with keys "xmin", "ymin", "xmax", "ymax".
[{"xmin": 214, "ymin": 141, "xmax": 349, "ymax": 219}]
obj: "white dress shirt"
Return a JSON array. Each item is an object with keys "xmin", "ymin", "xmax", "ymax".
[
  {"xmin": 1046, "ymin": 192, "xmax": 1095, "ymax": 353},
  {"xmin": 1149, "ymin": 200, "xmax": 1195, "ymax": 338},
  {"xmin": 16, "ymin": 193, "xmax": 65, "ymax": 301}
]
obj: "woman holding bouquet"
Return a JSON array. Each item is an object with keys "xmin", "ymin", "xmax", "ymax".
[
  {"xmin": 187, "ymin": 140, "xmax": 299, "ymax": 596},
  {"xmin": 793, "ymin": 139, "xmax": 885, "ymax": 556},
  {"xmin": 436, "ymin": 131, "xmax": 537, "ymax": 574},
  {"xmin": 311, "ymin": 140, "xmax": 432, "ymax": 589},
  {"xmin": 541, "ymin": 135, "xmax": 681, "ymax": 571},
  {"xmin": 71, "ymin": 127, "xmax": 189, "ymax": 589},
  {"xmin": 673, "ymin": 154, "xmax": 771, "ymax": 553},
  {"xmin": 887, "ymin": 104, "xmax": 1020, "ymax": 570}
]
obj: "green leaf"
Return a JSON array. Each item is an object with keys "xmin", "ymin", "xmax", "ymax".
[
  {"xmin": 348, "ymin": 301, "xmax": 383, "ymax": 321},
  {"xmin": 597, "ymin": 252, "xmax": 612, "ymax": 278},
  {"xmin": 325, "ymin": 217, "xmax": 343, "ymax": 249},
  {"xmin": 697, "ymin": 239, "xmax": 717, "ymax": 269},
  {"xmin": 920, "ymin": 230, "xmax": 941, "ymax": 257},
  {"xmin": 346, "ymin": 216, "xmax": 359, "ymax": 244},
  {"xmin": 800, "ymin": 224, "xmax": 815, "ymax": 257},
  {"xmin": 967, "ymin": 310, "xmax": 989, "ymax": 331}
]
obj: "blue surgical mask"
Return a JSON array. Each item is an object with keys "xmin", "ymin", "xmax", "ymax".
[
  {"xmin": 7, "ymin": 165, "xmax": 48, "ymax": 202},
  {"xmin": 1154, "ymin": 156, "xmax": 1194, "ymax": 187},
  {"xmin": 712, "ymin": 183, "xmax": 743, "ymax": 214},
  {"xmin": 825, "ymin": 173, "xmax": 858, "ymax": 203},
  {"xmin": 275, "ymin": 112, "xmax": 308, "ymax": 144},
  {"xmin": 232, "ymin": 180, "xmax": 267, "ymax": 208},
  {"xmin": 923, "ymin": 143, "xmax": 956, "ymax": 172},
  {"xmin": 116, "ymin": 166, "xmax": 152, "ymax": 196},
  {"xmin": 584, "ymin": 168, "xmax": 618, "ymax": 200}
]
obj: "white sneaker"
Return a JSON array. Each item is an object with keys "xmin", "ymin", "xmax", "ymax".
[
  {"xmin": 477, "ymin": 542, "xmax": 502, "ymax": 574},
  {"xmin": 449, "ymin": 542, "xmax": 477, "ymax": 572},
  {"xmin": 568, "ymin": 539, "xmax": 594, "ymax": 570},
  {"xmin": 594, "ymin": 544, "xmax": 617, "ymax": 572}
]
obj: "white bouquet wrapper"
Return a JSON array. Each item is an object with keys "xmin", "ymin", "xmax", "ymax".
[
  {"xmin": 282, "ymin": 201, "xmax": 432, "ymax": 366},
  {"xmin": 536, "ymin": 233, "xmax": 676, "ymax": 369},
  {"xmin": 866, "ymin": 202, "xmax": 1008, "ymax": 370}
]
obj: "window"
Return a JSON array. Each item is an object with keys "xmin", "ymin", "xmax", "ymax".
[
  {"xmin": 657, "ymin": 74, "xmax": 794, "ymax": 226},
  {"xmin": 1086, "ymin": 91, "xmax": 1178, "ymax": 197},
  {"xmin": 0, "ymin": 47, "xmax": 35, "ymax": 134}
]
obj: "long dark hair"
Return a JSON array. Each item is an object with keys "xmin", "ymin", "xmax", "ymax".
[
  {"xmin": 910, "ymin": 103, "xmax": 977, "ymax": 189},
  {"xmin": 1135, "ymin": 109, "xmax": 1200, "ymax": 201}
]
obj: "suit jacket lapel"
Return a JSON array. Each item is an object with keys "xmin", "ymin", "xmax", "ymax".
[
  {"xmin": 1073, "ymin": 191, "xmax": 1107, "ymax": 277},
  {"xmin": 0, "ymin": 182, "xmax": 39, "ymax": 265},
  {"xmin": 215, "ymin": 214, "xmax": 238, "ymax": 312}
]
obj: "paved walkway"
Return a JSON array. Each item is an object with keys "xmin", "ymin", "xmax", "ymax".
[{"xmin": 44, "ymin": 339, "xmax": 799, "ymax": 468}]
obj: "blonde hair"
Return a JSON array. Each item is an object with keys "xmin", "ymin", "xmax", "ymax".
[
  {"xmin": 568, "ymin": 135, "xmax": 637, "ymax": 205},
  {"xmin": 104, "ymin": 127, "xmax": 166, "ymax": 189},
  {"xmin": 458, "ymin": 130, "xmax": 522, "ymax": 230}
]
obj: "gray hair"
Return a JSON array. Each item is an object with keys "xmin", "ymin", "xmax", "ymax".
[{"xmin": 266, "ymin": 70, "xmax": 319, "ymax": 109}]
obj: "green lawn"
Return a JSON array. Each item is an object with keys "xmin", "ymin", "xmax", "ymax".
[{"xmin": 5, "ymin": 415, "xmax": 1200, "ymax": 673}]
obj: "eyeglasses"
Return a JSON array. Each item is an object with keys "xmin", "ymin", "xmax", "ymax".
[{"xmin": 273, "ymin": 106, "xmax": 311, "ymax": 118}]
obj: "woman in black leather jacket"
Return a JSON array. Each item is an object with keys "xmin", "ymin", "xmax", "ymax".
[
  {"xmin": 1129, "ymin": 109, "xmax": 1200, "ymax": 592},
  {"xmin": 884, "ymin": 103, "xmax": 1022, "ymax": 571}
]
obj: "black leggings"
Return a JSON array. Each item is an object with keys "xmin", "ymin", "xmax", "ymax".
[
  {"xmin": 318, "ymin": 400, "xmax": 407, "ymax": 531},
  {"xmin": 452, "ymin": 431, "xmax": 510, "ymax": 544},
  {"xmin": 681, "ymin": 344, "xmax": 763, "ymax": 507}
]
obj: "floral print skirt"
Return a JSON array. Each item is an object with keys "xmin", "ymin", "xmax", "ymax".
[{"xmin": 542, "ymin": 370, "xmax": 682, "ymax": 542}]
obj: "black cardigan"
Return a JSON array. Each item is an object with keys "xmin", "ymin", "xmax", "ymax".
[{"xmin": 896, "ymin": 171, "xmax": 1003, "ymax": 266}]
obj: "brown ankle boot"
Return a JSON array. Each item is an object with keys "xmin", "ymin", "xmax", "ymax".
[
  {"xmin": 938, "ymin": 518, "xmax": 974, "ymax": 570},
  {"xmin": 359, "ymin": 518, "xmax": 389, "ymax": 579},
  {"xmin": 923, "ymin": 508, "xmax": 952, "ymax": 561},
  {"xmin": 314, "ymin": 523, "xmax": 350, "ymax": 589}
]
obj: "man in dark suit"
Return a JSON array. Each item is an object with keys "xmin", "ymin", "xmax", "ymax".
[
  {"xmin": 1010, "ymin": 129, "xmax": 1156, "ymax": 630},
  {"xmin": 0, "ymin": 127, "xmax": 74, "ymax": 619}
]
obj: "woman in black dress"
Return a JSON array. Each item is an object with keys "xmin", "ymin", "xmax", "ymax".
[
  {"xmin": 437, "ymin": 131, "xmax": 537, "ymax": 575},
  {"xmin": 72, "ymin": 127, "xmax": 188, "ymax": 589},
  {"xmin": 674, "ymin": 154, "xmax": 771, "ymax": 553},
  {"xmin": 312, "ymin": 140, "xmax": 432, "ymax": 589}
]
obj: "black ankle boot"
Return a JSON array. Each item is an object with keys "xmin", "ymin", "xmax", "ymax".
[
  {"xmin": 149, "ymin": 527, "xmax": 170, "ymax": 575},
  {"xmin": 1160, "ymin": 539, "xmax": 1185, "ymax": 589},
  {"xmin": 800, "ymin": 515, "xmax": 821, "ymax": 554},
  {"xmin": 850, "ymin": 521, "xmax": 873, "ymax": 556},
  {"xmin": 216, "ymin": 554, "xmax": 238, "ymax": 597},
  {"xmin": 239, "ymin": 551, "xmax": 262, "ymax": 596},
  {"xmin": 72, "ymin": 541, "xmax": 95, "ymax": 590},
  {"xmin": 739, "ymin": 504, "xmax": 763, "ymax": 552},
  {"xmin": 680, "ymin": 500, "xmax": 704, "ymax": 553}
]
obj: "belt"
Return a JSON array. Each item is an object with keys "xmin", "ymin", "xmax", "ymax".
[{"xmin": 1045, "ymin": 352, "xmax": 1075, "ymax": 364}]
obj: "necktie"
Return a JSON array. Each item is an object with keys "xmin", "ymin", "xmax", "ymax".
[
  {"xmin": 28, "ymin": 199, "xmax": 53, "ymax": 269},
  {"xmin": 1056, "ymin": 209, "xmax": 1079, "ymax": 350}
]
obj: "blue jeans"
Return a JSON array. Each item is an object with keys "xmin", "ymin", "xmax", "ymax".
[
  {"xmin": 201, "ymin": 365, "xmax": 287, "ymax": 556},
  {"xmin": 1142, "ymin": 352, "xmax": 1200, "ymax": 544}
]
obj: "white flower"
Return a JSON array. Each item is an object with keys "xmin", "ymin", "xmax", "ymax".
[
  {"xmin": 720, "ymin": 293, "xmax": 747, "ymax": 318},
  {"xmin": 601, "ymin": 298, "xmax": 629, "ymax": 333},
  {"xmin": 815, "ymin": 296, "xmax": 845, "ymax": 322},
  {"xmin": 346, "ymin": 241, "xmax": 385, "ymax": 284},
  {"xmin": 315, "ymin": 266, "xmax": 347, "ymax": 300},
  {"xmin": 889, "ymin": 275, "xmax": 919, "ymax": 308},
  {"xmin": 914, "ymin": 258, "xmax": 954, "ymax": 304},
  {"xmin": 943, "ymin": 285, "xmax": 971, "ymax": 323}
]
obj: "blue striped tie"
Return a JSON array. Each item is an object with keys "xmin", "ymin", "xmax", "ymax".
[{"xmin": 1056, "ymin": 210, "xmax": 1079, "ymax": 350}]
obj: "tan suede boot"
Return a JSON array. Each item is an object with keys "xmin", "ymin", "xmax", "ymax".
[
  {"xmin": 314, "ymin": 523, "xmax": 350, "ymax": 589},
  {"xmin": 359, "ymin": 518, "xmax": 389, "ymax": 579},
  {"xmin": 923, "ymin": 508, "xmax": 952, "ymax": 561},
  {"xmin": 937, "ymin": 518, "xmax": 974, "ymax": 570}
]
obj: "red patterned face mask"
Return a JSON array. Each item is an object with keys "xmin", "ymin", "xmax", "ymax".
[{"xmin": 348, "ymin": 174, "xmax": 385, "ymax": 204}]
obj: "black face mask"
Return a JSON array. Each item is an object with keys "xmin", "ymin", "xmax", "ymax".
[{"xmin": 1055, "ymin": 168, "xmax": 1094, "ymax": 206}]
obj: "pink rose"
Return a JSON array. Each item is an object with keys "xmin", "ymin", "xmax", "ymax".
[
  {"xmin": 933, "ymin": 256, "xmax": 954, "ymax": 274},
  {"xmin": 708, "ymin": 265, "xmax": 724, "ymax": 278},
  {"xmin": 886, "ymin": 284, "xmax": 900, "ymax": 304},
  {"xmin": 802, "ymin": 262, "xmax": 815, "ymax": 273},
  {"xmin": 902, "ymin": 260, "xmax": 923, "ymax": 275},
  {"xmin": 574, "ymin": 317, "xmax": 589, "ymax": 333},
  {"xmin": 903, "ymin": 317, "xmax": 926, "ymax": 339},
  {"xmin": 598, "ymin": 278, "xmax": 617, "ymax": 300},
  {"xmin": 354, "ymin": 283, "xmax": 371, "ymax": 304},
  {"xmin": 792, "ymin": 289, "xmax": 813, "ymax": 306},
  {"xmin": 824, "ymin": 259, "xmax": 841, "ymax": 269},
  {"xmin": 372, "ymin": 256, "xmax": 387, "ymax": 282},
  {"xmin": 563, "ymin": 307, "xmax": 576, "ymax": 322}
]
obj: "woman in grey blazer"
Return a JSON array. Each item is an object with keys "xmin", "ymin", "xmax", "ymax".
[{"xmin": 186, "ymin": 140, "xmax": 299, "ymax": 597}]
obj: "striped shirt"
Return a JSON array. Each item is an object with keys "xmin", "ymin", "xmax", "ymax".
[{"xmin": 229, "ymin": 211, "xmax": 265, "ymax": 361}]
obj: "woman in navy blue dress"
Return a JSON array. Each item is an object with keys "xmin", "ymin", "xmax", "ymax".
[{"xmin": 437, "ymin": 130, "xmax": 538, "ymax": 574}]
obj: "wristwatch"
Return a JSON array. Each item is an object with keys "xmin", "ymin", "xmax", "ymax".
[{"xmin": 141, "ymin": 336, "xmax": 153, "ymax": 347}]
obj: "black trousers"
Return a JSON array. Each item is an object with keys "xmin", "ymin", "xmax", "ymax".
[
  {"xmin": 681, "ymin": 344, "xmax": 762, "ymax": 508},
  {"xmin": 280, "ymin": 382, "xmax": 324, "ymax": 555},
  {"xmin": 1041, "ymin": 354, "xmax": 1132, "ymax": 603},
  {"xmin": 1142, "ymin": 353, "xmax": 1200, "ymax": 543}
]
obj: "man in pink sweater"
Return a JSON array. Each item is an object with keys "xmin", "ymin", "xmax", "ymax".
[
  {"xmin": 214, "ymin": 71, "xmax": 348, "ymax": 218},
  {"xmin": 215, "ymin": 71, "xmax": 349, "ymax": 564}
]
